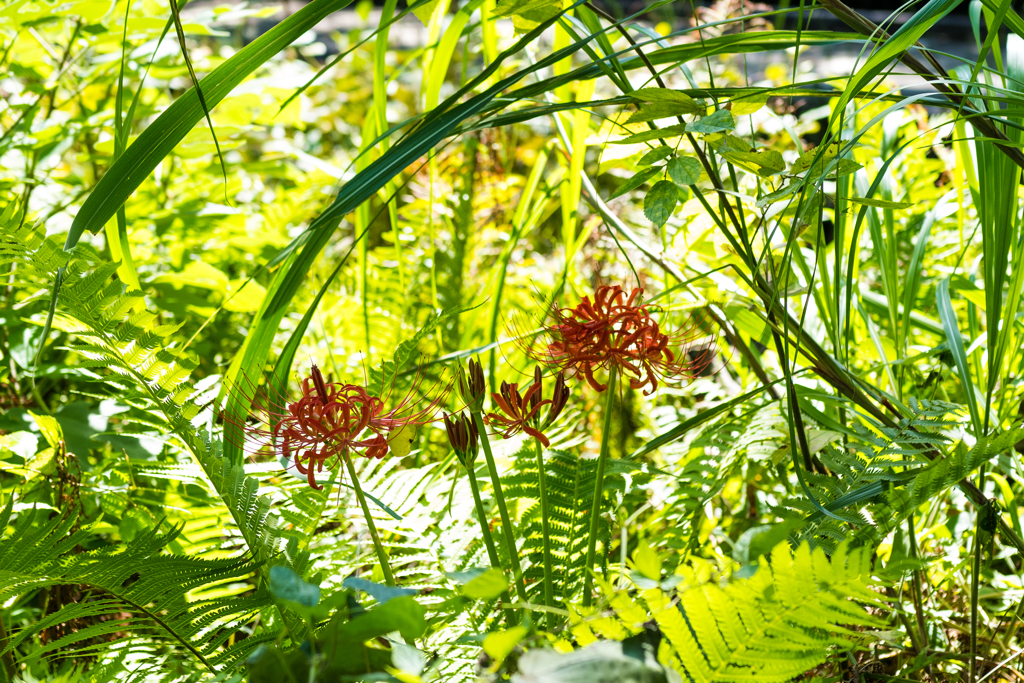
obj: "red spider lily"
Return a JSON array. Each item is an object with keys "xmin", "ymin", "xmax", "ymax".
[
  {"xmin": 524, "ymin": 284, "xmax": 710, "ymax": 395},
  {"xmin": 228, "ymin": 364, "xmax": 447, "ymax": 489},
  {"xmin": 486, "ymin": 366, "xmax": 570, "ymax": 448}
]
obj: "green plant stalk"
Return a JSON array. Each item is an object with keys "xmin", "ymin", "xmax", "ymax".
[
  {"xmin": 0, "ymin": 609, "xmax": 13, "ymax": 683},
  {"xmin": 343, "ymin": 453, "xmax": 397, "ymax": 586},
  {"xmin": 465, "ymin": 460, "xmax": 516, "ymax": 624},
  {"xmin": 907, "ymin": 518, "xmax": 930, "ymax": 656},
  {"xmin": 582, "ymin": 365, "xmax": 618, "ymax": 608},
  {"xmin": 472, "ymin": 411, "xmax": 528, "ymax": 604},
  {"xmin": 533, "ymin": 437, "xmax": 554, "ymax": 624},
  {"xmin": 971, "ymin": 508, "xmax": 982, "ymax": 683}
]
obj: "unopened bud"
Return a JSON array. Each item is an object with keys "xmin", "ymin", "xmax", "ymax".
[
  {"xmin": 458, "ymin": 358, "xmax": 486, "ymax": 412},
  {"xmin": 545, "ymin": 371, "xmax": 570, "ymax": 427},
  {"xmin": 528, "ymin": 366, "xmax": 543, "ymax": 413},
  {"xmin": 310, "ymin": 364, "xmax": 330, "ymax": 403},
  {"xmin": 443, "ymin": 411, "xmax": 479, "ymax": 467}
]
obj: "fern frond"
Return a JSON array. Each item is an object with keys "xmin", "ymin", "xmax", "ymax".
[
  {"xmin": 506, "ymin": 447, "xmax": 622, "ymax": 602},
  {"xmin": 0, "ymin": 502, "xmax": 269, "ymax": 671},
  {"xmin": 584, "ymin": 541, "xmax": 882, "ymax": 683}
]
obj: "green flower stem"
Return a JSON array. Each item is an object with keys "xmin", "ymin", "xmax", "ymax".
[
  {"xmin": 344, "ymin": 453, "xmax": 396, "ymax": 587},
  {"xmin": 465, "ymin": 459, "xmax": 516, "ymax": 624},
  {"xmin": 472, "ymin": 411, "xmax": 529, "ymax": 604},
  {"xmin": 582, "ymin": 365, "xmax": 618, "ymax": 608},
  {"xmin": 534, "ymin": 436, "xmax": 554, "ymax": 625}
]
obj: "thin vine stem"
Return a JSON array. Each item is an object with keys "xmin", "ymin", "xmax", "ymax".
[
  {"xmin": 343, "ymin": 453, "xmax": 396, "ymax": 587},
  {"xmin": 582, "ymin": 364, "xmax": 618, "ymax": 608}
]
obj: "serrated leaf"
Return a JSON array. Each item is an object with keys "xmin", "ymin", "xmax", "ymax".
[
  {"xmin": 725, "ymin": 149, "xmax": 785, "ymax": 176},
  {"xmin": 493, "ymin": 0, "xmax": 561, "ymax": 32},
  {"xmin": 730, "ymin": 92, "xmax": 770, "ymax": 115},
  {"xmin": 630, "ymin": 88, "xmax": 703, "ymax": 114},
  {"xmin": 637, "ymin": 146, "xmax": 673, "ymax": 166},
  {"xmin": 687, "ymin": 109, "xmax": 735, "ymax": 134},
  {"xmin": 610, "ymin": 167, "xmax": 660, "ymax": 199},
  {"xmin": 706, "ymin": 133, "xmax": 751, "ymax": 153},
  {"xmin": 666, "ymin": 157, "xmax": 702, "ymax": 185},
  {"xmin": 792, "ymin": 143, "xmax": 840, "ymax": 174},
  {"xmin": 755, "ymin": 183, "xmax": 800, "ymax": 208},
  {"xmin": 612, "ymin": 123, "xmax": 689, "ymax": 145},
  {"xmin": 830, "ymin": 158, "xmax": 863, "ymax": 177},
  {"xmin": 626, "ymin": 102, "xmax": 699, "ymax": 125},
  {"xmin": 644, "ymin": 181, "xmax": 678, "ymax": 226}
]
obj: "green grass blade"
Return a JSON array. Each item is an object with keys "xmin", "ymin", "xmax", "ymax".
[
  {"xmin": 826, "ymin": 0, "xmax": 963, "ymax": 131},
  {"xmin": 631, "ymin": 382, "xmax": 782, "ymax": 458},
  {"xmin": 937, "ymin": 277, "xmax": 983, "ymax": 435},
  {"xmin": 65, "ymin": 0, "xmax": 355, "ymax": 250},
  {"xmin": 167, "ymin": 0, "xmax": 228, "ymax": 200}
]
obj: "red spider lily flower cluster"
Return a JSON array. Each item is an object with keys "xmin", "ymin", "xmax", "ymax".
[
  {"xmin": 230, "ymin": 364, "xmax": 447, "ymax": 490},
  {"xmin": 525, "ymin": 284, "xmax": 710, "ymax": 395},
  {"xmin": 486, "ymin": 366, "xmax": 570, "ymax": 448}
]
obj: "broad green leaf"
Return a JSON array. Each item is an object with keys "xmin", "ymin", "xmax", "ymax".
[
  {"xmin": 627, "ymin": 101, "xmax": 700, "ymax": 124},
  {"xmin": 612, "ymin": 123, "xmax": 689, "ymax": 145},
  {"xmin": 732, "ymin": 519, "xmax": 804, "ymax": 564},
  {"xmin": 707, "ymin": 133, "xmax": 752, "ymax": 153},
  {"xmin": 630, "ymin": 88, "xmax": 703, "ymax": 114},
  {"xmin": 644, "ymin": 180, "xmax": 678, "ymax": 226},
  {"xmin": 756, "ymin": 182, "xmax": 800, "ymax": 208},
  {"xmin": 269, "ymin": 565, "xmax": 320, "ymax": 607},
  {"xmin": 493, "ymin": 0, "xmax": 561, "ymax": 32},
  {"xmin": 462, "ymin": 568, "xmax": 509, "ymax": 599},
  {"xmin": 829, "ymin": 158, "xmax": 864, "ymax": 178},
  {"xmin": 342, "ymin": 576, "xmax": 418, "ymax": 603},
  {"xmin": 636, "ymin": 146, "xmax": 673, "ymax": 166},
  {"xmin": 805, "ymin": 428, "xmax": 842, "ymax": 455},
  {"xmin": 792, "ymin": 143, "xmax": 839, "ymax": 174},
  {"xmin": 412, "ymin": 0, "xmax": 442, "ymax": 24},
  {"xmin": 391, "ymin": 642, "xmax": 427, "ymax": 676},
  {"xmin": 610, "ymin": 167, "xmax": 660, "ymax": 199},
  {"xmin": 633, "ymin": 540, "xmax": 662, "ymax": 580},
  {"xmin": 666, "ymin": 157, "xmax": 702, "ymax": 185},
  {"xmin": 484, "ymin": 626, "xmax": 528, "ymax": 665},
  {"xmin": 334, "ymin": 595, "xmax": 427, "ymax": 643},
  {"xmin": 725, "ymin": 149, "xmax": 785, "ymax": 176},
  {"xmin": 730, "ymin": 92, "xmax": 770, "ymax": 115},
  {"xmin": 29, "ymin": 412, "xmax": 62, "ymax": 449},
  {"xmin": 687, "ymin": 109, "xmax": 735, "ymax": 134}
]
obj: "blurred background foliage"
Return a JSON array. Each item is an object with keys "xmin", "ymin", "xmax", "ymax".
[{"xmin": 3, "ymin": 0, "xmax": 1024, "ymax": 680}]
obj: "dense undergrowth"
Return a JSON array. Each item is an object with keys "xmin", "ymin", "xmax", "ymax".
[{"xmin": 3, "ymin": 0, "xmax": 1024, "ymax": 680}]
